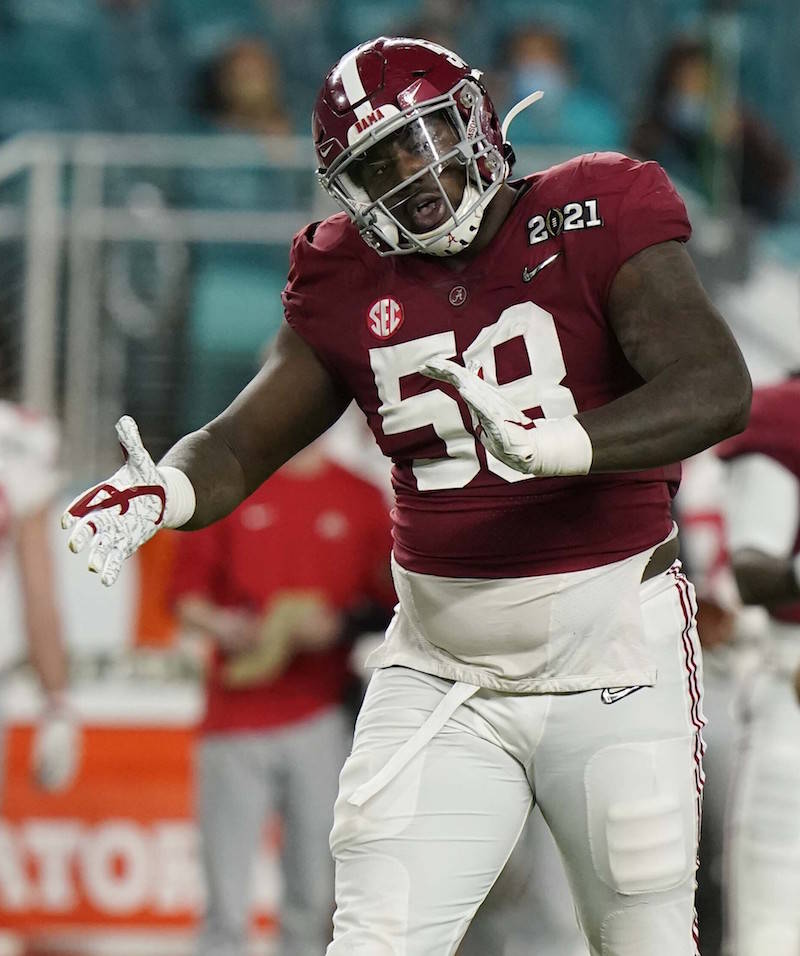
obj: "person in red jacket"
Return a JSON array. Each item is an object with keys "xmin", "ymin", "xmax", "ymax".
[{"xmin": 171, "ymin": 440, "xmax": 393, "ymax": 956}]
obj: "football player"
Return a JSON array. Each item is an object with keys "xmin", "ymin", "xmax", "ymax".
[
  {"xmin": 0, "ymin": 400, "xmax": 80, "ymax": 795},
  {"xmin": 716, "ymin": 378, "xmax": 800, "ymax": 956},
  {"xmin": 62, "ymin": 38, "xmax": 751, "ymax": 956}
]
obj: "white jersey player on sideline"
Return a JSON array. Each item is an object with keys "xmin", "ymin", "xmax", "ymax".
[
  {"xmin": 674, "ymin": 451, "xmax": 767, "ymax": 956},
  {"xmin": 714, "ymin": 379, "xmax": 800, "ymax": 956},
  {"xmin": 0, "ymin": 401, "xmax": 80, "ymax": 795}
]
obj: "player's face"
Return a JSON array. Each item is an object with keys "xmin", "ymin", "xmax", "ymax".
[{"xmin": 352, "ymin": 113, "xmax": 466, "ymax": 234}]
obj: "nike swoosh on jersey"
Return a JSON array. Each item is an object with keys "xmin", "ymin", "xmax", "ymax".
[
  {"xmin": 522, "ymin": 251, "xmax": 561, "ymax": 282},
  {"xmin": 600, "ymin": 685, "xmax": 644, "ymax": 705}
]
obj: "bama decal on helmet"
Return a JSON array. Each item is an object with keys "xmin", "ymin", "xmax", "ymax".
[
  {"xmin": 354, "ymin": 108, "xmax": 386, "ymax": 136},
  {"xmin": 349, "ymin": 104, "xmax": 401, "ymax": 145}
]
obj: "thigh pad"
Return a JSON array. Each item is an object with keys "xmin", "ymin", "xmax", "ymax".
[{"xmin": 586, "ymin": 737, "xmax": 698, "ymax": 895}]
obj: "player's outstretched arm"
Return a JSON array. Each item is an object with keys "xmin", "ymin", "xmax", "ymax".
[
  {"xmin": 63, "ymin": 324, "xmax": 349, "ymax": 584},
  {"xmin": 580, "ymin": 239, "xmax": 751, "ymax": 471},
  {"xmin": 160, "ymin": 323, "xmax": 349, "ymax": 528}
]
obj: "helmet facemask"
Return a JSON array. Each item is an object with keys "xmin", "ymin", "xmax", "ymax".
[{"xmin": 318, "ymin": 79, "xmax": 508, "ymax": 257}]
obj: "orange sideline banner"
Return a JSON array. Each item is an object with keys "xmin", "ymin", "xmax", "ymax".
[{"xmin": 0, "ymin": 724, "xmax": 279, "ymax": 934}]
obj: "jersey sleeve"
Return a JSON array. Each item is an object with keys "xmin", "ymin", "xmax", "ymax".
[
  {"xmin": 281, "ymin": 216, "xmax": 364, "ymax": 391},
  {"xmin": 282, "ymin": 223, "xmax": 320, "ymax": 337},
  {"xmin": 577, "ymin": 154, "xmax": 692, "ymax": 305},
  {"xmin": 614, "ymin": 158, "xmax": 691, "ymax": 265}
]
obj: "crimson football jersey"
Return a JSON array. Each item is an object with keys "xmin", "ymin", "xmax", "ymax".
[
  {"xmin": 716, "ymin": 379, "xmax": 800, "ymax": 624},
  {"xmin": 284, "ymin": 152, "xmax": 691, "ymax": 578}
]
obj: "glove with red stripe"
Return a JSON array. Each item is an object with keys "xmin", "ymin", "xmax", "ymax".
[{"xmin": 61, "ymin": 416, "xmax": 194, "ymax": 587}]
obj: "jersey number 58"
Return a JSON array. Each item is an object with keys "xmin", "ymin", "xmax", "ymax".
[{"xmin": 369, "ymin": 302, "xmax": 577, "ymax": 490}]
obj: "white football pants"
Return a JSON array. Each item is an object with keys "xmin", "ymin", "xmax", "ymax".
[
  {"xmin": 724, "ymin": 659, "xmax": 800, "ymax": 956},
  {"xmin": 327, "ymin": 567, "xmax": 705, "ymax": 956}
]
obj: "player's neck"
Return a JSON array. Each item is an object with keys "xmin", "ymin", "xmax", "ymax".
[{"xmin": 435, "ymin": 183, "xmax": 521, "ymax": 272}]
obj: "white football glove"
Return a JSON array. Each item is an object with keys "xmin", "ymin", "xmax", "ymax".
[
  {"xmin": 61, "ymin": 416, "xmax": 194, "ymax": 587},
  {"xmin": 420, "ymin": 357, "xmax": 592, "ymax": 477},
  {"xmin": 421, "ymin": 357, "xmax": 542, "ymax": 473},
  {"xmin": 32, "ymin": 704, "xmax": 81, "ymax": 792}
]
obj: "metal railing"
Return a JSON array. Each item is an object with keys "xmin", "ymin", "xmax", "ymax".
[{"xmin": 0, "ymin": 133, "xmax": 331, "ymax": 477}]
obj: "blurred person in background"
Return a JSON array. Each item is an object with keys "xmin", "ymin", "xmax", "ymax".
[
  {"xmin": 400, "ymin": 0, "xmax": 477, "ymax": 61},
  {"xmin": 184, "ymin": 37, "xmax": 296, "ymax": 430},
  {"xmin": 170, "ymin": 436, "xmax": 393, "ymax": 956},
  {"xmin": 0, "ymin": 397, "xmax": 80, "ymax": 797},
  {"xmin": 714, "ymin": 376, "xmax": 800, "ymax": 956},
  {"xmin": 195, "ymin": 36, "xmax": 291, "ymax": 135},
  {"xmin": 497, "ymin": 23, "xmax": 621, "ymax": 151},
  {"xmin": 630, "ymin": 37, "xmax": 793, "ymax": 222},
  {"xmin": 673, "ymin": 450, "xmax": 764, "ymax": 956}
]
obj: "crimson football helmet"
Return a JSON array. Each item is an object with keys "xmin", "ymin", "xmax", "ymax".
[{"xmin": 312, "ymin": 37, "xmax": 518, "ymax": 257}]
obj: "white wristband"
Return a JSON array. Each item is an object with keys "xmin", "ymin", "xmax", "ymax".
[
  {"xmin": 159, "ymin": 466, "xmax": 196, "ymax": 528},
  {"xmin": 529, "ymin": 417, "xmax": 593, "ymax": 477}
]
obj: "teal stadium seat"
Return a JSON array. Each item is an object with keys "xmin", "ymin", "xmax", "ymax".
[
  {"xmin": 0, "ymin": 38, "xmax": 99, "ymax": 136},
  {"xmin": 165, "ymin": 0, "xmax": 263, "ymax": 61},
  {"xmin": 329, "ymin": 0, "xmax": 420, "ymax": 51},
  {"xmin": 181, "ymin": 262, "xmax": 286, "ymax": 430}
]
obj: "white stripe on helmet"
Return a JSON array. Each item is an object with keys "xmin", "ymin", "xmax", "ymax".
[{"xmin": 339, "ymin": 48, "xmax": 375, "ymax": 121}]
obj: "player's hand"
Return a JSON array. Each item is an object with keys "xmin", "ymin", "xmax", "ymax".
[
  {"xmin": 61, "ymin": 416, "xmax": 169, "ymax": 587},
  {"xmin": 31, "ymin": 703, "xmax": 81, "ymax": 792},
  {"xmin": 421, "ymin": 357, "xmax": 540, "ymax": 474}
]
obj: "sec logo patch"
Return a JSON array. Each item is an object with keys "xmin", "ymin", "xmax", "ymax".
[{"xmin": 367, "ymin": 297, "xmax": 404, "ymax": 339}]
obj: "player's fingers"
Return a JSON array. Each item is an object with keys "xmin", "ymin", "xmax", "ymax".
[
  {"xmin": 67, "ymin": 514, "xmax": 99, "ymax": 553},
  {"xmin": 61, "ymin": 487, "xmax": 97, "ymax": 530},
  {"xmin": 115, "ymin": 416, "xmax": 159, "ymax": 480},
  {"xmin": 87, "ymin": 532, "xmax": 113, "ymax": 574},
  {"xmin": 62, "ymin": 482, "xmax": 115, "ymax": 530},
  {"xmin": 100, "ymin": 548, "xmax": 125, "ymax": 588},
  {"xmin": 419, "ymin": 356, "xmax": 467, "ymax": 387}
]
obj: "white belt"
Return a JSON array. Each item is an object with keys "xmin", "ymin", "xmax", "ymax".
[{"xmin": 348, "ymin": 681, "xmax": 480, "ymax": 808}]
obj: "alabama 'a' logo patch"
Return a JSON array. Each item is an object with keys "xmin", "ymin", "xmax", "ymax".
[{"xmin": 367, "ymin": 297, "xmax": 404, "ymax": 339}]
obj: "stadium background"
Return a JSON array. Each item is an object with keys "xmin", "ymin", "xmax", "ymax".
[{"xmin": 0, "ymin": 1, "xmax": 799, "ymax": 954}]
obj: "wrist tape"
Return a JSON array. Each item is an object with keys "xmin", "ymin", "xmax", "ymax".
[
  {"xmin": 159, "ymin": 466, "xmax": 197, "ymax": 528},
  {"xmin": 527, "ymin": 417, "xmax": 593, "ymax": 477}
]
